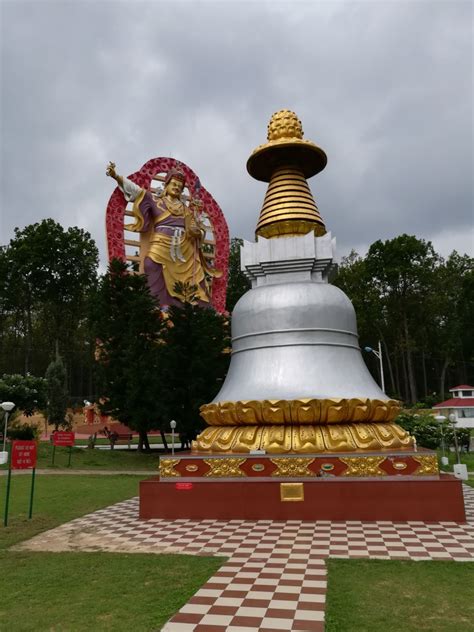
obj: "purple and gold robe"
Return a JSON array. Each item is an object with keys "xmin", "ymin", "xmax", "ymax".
[{"xmin": 121, "ymin": 178, "xmax": 220, "ymax": 308}]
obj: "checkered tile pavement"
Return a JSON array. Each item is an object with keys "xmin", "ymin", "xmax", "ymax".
[{"xmin": 16, "ymin": 485, "xmax": 474, "ymax": 631}]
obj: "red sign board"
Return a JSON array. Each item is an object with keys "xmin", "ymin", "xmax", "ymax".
[
  {"xmin": 175, "ymin": 482, "xmax": 193, "ymax": 491},
  {"xmin": 53, "ymin": 432, "xmax": 75, "ymax": 447},
  {"xmin": 11, "ymin": 441, "xmax": 37, "ymax": 470}
]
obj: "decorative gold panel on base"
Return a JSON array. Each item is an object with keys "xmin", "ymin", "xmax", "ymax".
[
  {"xmin": 159, "ymin": 449, "xmax": 439, "ymax": 479},
  {"xmin": 412, "ymin": 455, "xmax": 439, "ymax": 475},
  {"xmin": 192, "ymin": 422, "xmax": 412, "ymax": 454},
  {"xmin": 280, "ymin": 482, "xmax": 304, "ymax": 502},
  {"xmin": 200, "ymin": 397, "xmax": 400, "ymax": 426}
]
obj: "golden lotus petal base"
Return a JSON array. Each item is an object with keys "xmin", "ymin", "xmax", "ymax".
[
  {"xmin": 192, "ymin": 422, "xmax": 413, "ymax": 454},
  {"xmin": 200, "ymin": 397, "xmax": 401, "ymax": 426}
]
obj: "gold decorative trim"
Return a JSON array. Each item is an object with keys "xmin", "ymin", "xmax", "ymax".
[
  {"xmin": 257, "ymin": 219, "xmax": 326, "ymax": 239},
  {"xmin": 203, "ymin": 457, "xmax": 246, "ymax": 477},
  {"xmin": 185, "ymin": 464, "xmax": 198, "ymax": 472},
  {"xmin": 192, "ymin": 422, "xmax": 413, "ymax": 454},
  {"xmin": 271, "ymin": 457, "xmax": 315, "ymax": 477},
  {"xmin": 413, "ymin": 455, "xmax": 439, "ymax": 475},
  {"xmin": 392, "ymin": 461, "xmax": 408, "ymax": 471},
  {"xmin": 340, "ymin": 456, "xmax": 386, "ymax": 477},
  {"xmin": 159, "ymin": 458, "xmax": 181, "ymax": 477},
  {"xmin": 321, "ymin": 463, "xmax": 334, "ymax": 471},
  {"xmin": 280, "ymin": 482, "xmax": 304, "ymax": 502},
  {"xmin": 200, "ymin": 398, "xmax": 400, "ymax": 426}
]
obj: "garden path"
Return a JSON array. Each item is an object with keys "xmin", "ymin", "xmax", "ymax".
[{"xmin": 15, "ymin": 486, "xmax": 474, "ymax": 632}]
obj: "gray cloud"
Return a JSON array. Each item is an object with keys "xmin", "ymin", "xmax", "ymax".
[{"xmin": 1, "ymin": 0, "xmax": 472, "ymax": 267}]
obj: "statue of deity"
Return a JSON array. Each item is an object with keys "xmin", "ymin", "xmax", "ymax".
[{"xmin": 106, "ymin": 162, "xmax": 221, "ymax": 308}]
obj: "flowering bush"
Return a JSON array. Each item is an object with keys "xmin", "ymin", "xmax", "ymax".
[{"xmin": 396, "ymin": 412, "xmax": 470, "ymax": 451}]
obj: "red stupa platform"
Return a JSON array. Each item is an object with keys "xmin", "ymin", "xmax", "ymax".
[{"xmin": 139, "ymin": 449, "xmax": 467, "ymax": 522}]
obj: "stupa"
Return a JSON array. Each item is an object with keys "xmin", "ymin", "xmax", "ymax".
[
  {"xmin": 194, "ymin": 110, "xmax": 408, "ymax": 455},
  {"xmin": 141, "ymin": 111, "xmax": 466, "ymax": 522}
]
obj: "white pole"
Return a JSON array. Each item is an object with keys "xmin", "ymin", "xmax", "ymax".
[
  {"xmin": 378, "ymin": 340, "xmax": 385, "ymax": 393},
  {"xmin": 170, "ymin": 419, "xmax": 176, "ymax": 456},
  {"xmin": 2, "ymin": 411, "xmax": 9, "ymax": 453},
  {"xmin": 449, "ymin": 414, "xmax": 461, "ymax": 465}
]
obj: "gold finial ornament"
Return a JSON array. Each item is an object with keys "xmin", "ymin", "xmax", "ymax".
[
  {"xmin": 267, "ymin": 109, "xmax": 304, "ymax": 141},
  {"xmin": 247, "ymin": 110, "xmax": 327, "ymax": 239}
]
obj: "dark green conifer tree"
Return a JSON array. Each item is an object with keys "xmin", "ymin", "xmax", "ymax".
[
  {"xmin": 226, "ymin": 238, "xmax": 251, "ymax": 312},
  {"xmin": 92, "ymin": 259, "xmax": 166, "ymax": 451},
  {"xmin": 45, "ymin": 358, "xmax": 68, "ymax": 431},
  {"xmin": 159, "ymin": 282, "xmax": 231, "ymax": 444}
]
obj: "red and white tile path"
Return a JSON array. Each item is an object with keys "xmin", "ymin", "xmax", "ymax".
[{"xmin": 17, "ymin": 485, "xmax": 474, "ymax": 631}]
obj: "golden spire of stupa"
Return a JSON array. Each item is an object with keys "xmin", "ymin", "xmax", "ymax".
[{"xmin": 247, "ymin": 110, "xmax": 327, "ymax": 239}]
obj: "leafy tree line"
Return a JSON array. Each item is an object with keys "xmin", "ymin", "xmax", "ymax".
[
  {"xmin": 0, "ymin": 219, "xmax": 99, "ymax": 399},
  {"xmin": 335, "ymin": 234, "xmax": 473, "ymax": 404},
  {"xmin": 0, "ymin": 225, "xmax": 246, "ymax": 404},
  {"xmin": 1, "ymin": 220, "xmax": 472, "ymax": 443},
  {"xmin": 0, "ymin": 221, "xmax": 234, "ymax": 445}
]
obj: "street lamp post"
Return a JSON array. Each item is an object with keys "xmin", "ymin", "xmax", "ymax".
[
  {"xmin": 448, "ymin": 413, "xmax": 461, "ymax": 465},
  {"xmin": 364, "ymin": 341, "xmax": 385, "ymax": 393},
  {"xmin": 170, "ymin": 420, "xmax": 177, "ymax": 456},
  {"xmin": 435, "ymin": 415, "xmax": 449, "ymax": 466},
  {"xmin": 0, "ymin": 401, "xmax": 15, "ymax": 465},
  {"xmin": 448, "ymin": 413, "xmax": 468, "ymax": 480}
]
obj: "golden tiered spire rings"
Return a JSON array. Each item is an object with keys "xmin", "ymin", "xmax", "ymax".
[{"xmin": 247, "ymin": 110, "xmax": 327, "ymax": 239}]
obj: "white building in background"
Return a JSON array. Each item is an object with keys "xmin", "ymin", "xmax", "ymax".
[{"xmin": 433, "ymin": 385, "xmax": 474, "ymax": 429}]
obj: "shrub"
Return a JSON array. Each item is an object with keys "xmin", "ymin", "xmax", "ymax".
[
  {"xmin": 396, "ymin": 412, "xmax": 470, "ymax": 451},
  {"xmin": 6, "ymin": 420, "xmax": 40, "ymax": 440},
  {"xmin": 444, "ymin": 426, "xmax": 471, "ymax": 451},
  {"xmin": 0, "ymin": 373, "xmax": 47, "ymax": 416}
]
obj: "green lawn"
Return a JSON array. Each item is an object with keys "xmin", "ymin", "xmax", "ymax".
[
  {"xmin": 325, "ymin": 559, "xmax": 474, "ymax": 632},
  {"xmin": 0, "ymin": 475, "xmax": 223, "ymax": 631},
  {"xmin": 1, "ymin": 468, "xmax": 472, "ymax": 631},
  {"xmin": 0, "ymin": 474, "xmax": 142, "ymax": 549},
  {"xmin": 0, "ymin": 441, "xmax": 161, "ymax": 471},
  {"xmin": 438, "ymin": 449, "xmax": 474, "ymax": 472},
  {"xmin": 0, "ymin": 550, "xmax": 222, "ymax": 632}
]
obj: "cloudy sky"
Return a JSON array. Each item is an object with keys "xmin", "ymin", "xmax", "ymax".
[{"xmin": 1, "ymin": 0, "xmax": 472, "ymax": 269}]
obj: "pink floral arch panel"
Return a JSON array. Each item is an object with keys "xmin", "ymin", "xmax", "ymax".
[{"xmin": 106, "ymin": 157, "xmax": 229, "ymax": 313}]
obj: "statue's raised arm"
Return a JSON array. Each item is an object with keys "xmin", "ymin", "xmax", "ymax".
[
  {"xmin": 106, "ymin": 161, "xmax": 123, "ymax": 188},
  {"xmin": 106, "ymin": 162, "xmax": 143, "ymax": 204}
]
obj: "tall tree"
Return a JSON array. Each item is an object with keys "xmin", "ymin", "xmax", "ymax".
[
  {"xmin": 0, "ymin": 219, "xmax": 98, "ymax": 382},
  {"xmin": 45, "ymin": 358, "xmax": 69, "ymax": 431},
  {"xmin": 0, "ymin": 373, "xmax": 47, "ymax": 416},
  {"xmin": 335, "ymin": 251, "xmax": 397, "ymax": 394},
  {"xmin": 335, "ymin": 236, "xmax": 473, "ymax": 404},
  {"xmin": 158, "ymin": 283, "xmax": 231, "ymax": 442},
  {"xmin": 226, "ymin": 237, "xmax": 251, "ymax": 312},
  {"xmin": 92, "ymin": 259, "xmax": 166, "ymax": 451},
  {"xmin": 364, "ymin": 235, "xmax": 439, "ymax": 403},
  {"xmin": 431, "ymin": 252, "xmax": 474, "ymax": 397}
]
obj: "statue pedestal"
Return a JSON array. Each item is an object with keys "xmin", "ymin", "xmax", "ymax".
[{"xmin": 139, "ymin": 450, "xmax": 466, "ymax": 522}]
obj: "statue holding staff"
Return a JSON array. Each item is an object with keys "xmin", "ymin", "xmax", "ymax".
[{"xmin": 106, "ymin": 162, "xmax": 221, "ymax": 308}]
